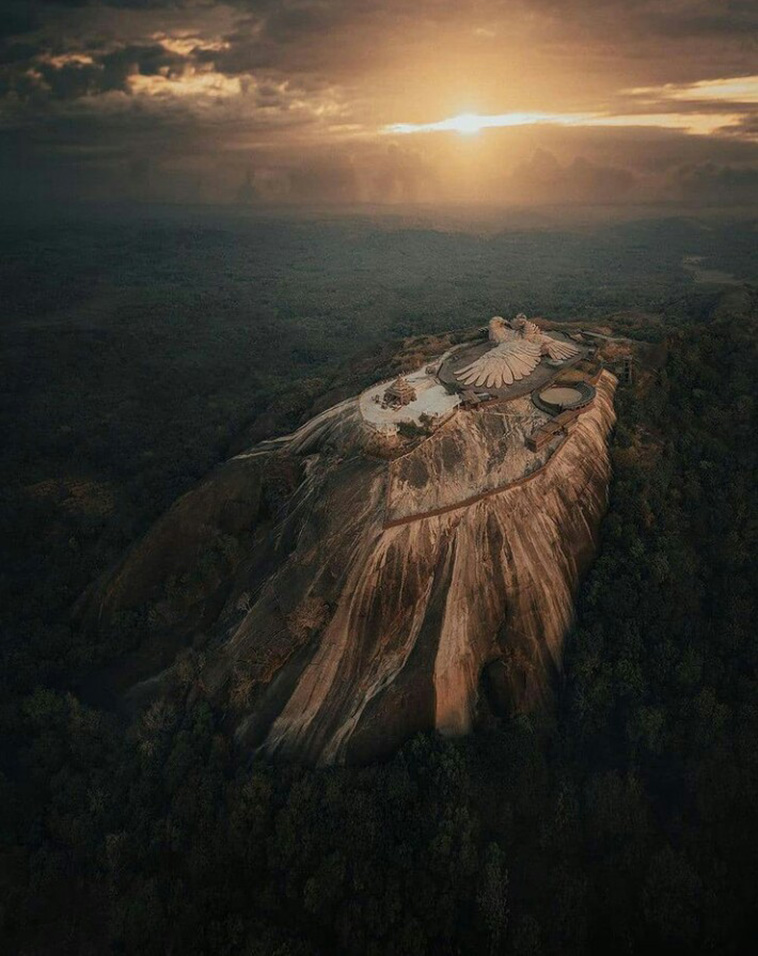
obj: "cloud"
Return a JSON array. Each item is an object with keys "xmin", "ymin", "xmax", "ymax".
[
  {"xmin": 239, "ymin": 140, "xmax": 432, "ymax": 204},
  {"xmin": 0, "ymin": 0, "xmax": 755, "ymax": 204},
  {"xmin": 510, "ymin": 149, "xmax": 636, "ymax": 203},
  {"xmin": 383, "ymin": 105, "xmax": 754, "ymax": 140},
  {"xmin": 0, "ymin": 42, "xmax": 188, "ymax": 100},
  {"xmin": 669, "ymin": 161, "xmax": 758, "ymax": 203},
  {"xmin": 627, "ymin": 75, "xmax": 758, "ymax": 107},
  {"xmin": 530, "ymin": 0, "xmax": 758, "ymax": 40},
  {"xmin": 0, "ymin": 1, "xmax": 41, "ymax": 40}
]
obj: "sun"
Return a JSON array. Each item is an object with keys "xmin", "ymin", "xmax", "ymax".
[{"xmin": 448, "ymin": 112, "xmax": 483, "ymax": 135}]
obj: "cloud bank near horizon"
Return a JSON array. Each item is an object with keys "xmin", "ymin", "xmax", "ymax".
[{"xmin": 0, "ymin": 1, "xmax": 756, "ymax": 206}]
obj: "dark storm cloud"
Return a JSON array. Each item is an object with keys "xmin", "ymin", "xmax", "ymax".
[
  {"xmin": 209, "ymin": 2, "xmax": 373, "ymax": 75},
  {"xmin": 0, "ymin": 41, "xmax": 187, "ymax": 100},
  {"xmin": 3, "ymin": 1, "xmax": 755, "ymax": 84},
  {"xmin": 254, "ymin": 0, "xmax": 343, "ymax": 44},
  {"xmin": 531, "ymin": 0, "xmax": 758, "ymax": 38},
  {"xmin": 0, "ymin": 41, "xmax": 40, "ymax": 65},
  {"xmin": 0, "ymin": 4, "xmax": 40, "ymax": 40},
  {"xmin": 222, "ymin": 0, "xmax": 758, "ymax": 60}
]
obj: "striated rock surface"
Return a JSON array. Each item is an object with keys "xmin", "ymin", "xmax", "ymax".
[{"xmin": 81, "ymin": 368, "xmax": 617, "ymax": 765}]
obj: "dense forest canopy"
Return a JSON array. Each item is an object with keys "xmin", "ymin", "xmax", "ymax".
[{"xmin": 1, "ymin": 207, "xmax": 757, "ymax": 954}]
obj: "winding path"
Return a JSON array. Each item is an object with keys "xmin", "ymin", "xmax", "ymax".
[{"xmin": 383, "ymin": 431, "xmax": 572, "ymax": 529}]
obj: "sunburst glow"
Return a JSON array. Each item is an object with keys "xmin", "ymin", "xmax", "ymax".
[
  {"xmin": 3, "ymin": 1, "xmax": 756, "ymax": 205},
  {"xmin": 384, "ymin": 108, "xmax": 743, "ymax": 137},
  {"xmin": 446, "ymin": 112, "xmax": 487, "ymax": 135},
  {"xmin": 384, "ymin": 111, "xmax": 596, "ymax": 135}
]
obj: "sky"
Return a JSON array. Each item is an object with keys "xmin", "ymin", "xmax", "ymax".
[{"xmin": 1, "ymin": 0, "xmax": 756, "ymax": 206}]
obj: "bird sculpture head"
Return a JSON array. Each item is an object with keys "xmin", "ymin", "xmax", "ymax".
[
  {"xmin": 488, "ymin": 316, "xmax": 512, "ymax": 343},
  {"xmin": 511, "ymin": 314, "xmax": 540, "ymax": 338}
]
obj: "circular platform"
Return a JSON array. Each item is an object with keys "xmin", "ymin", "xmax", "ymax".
[
  {"xmin": 533, "ymin": 380, "xmax": 596, "ymax": 415},
  {"xmin": 540, "ymin": 387, "xmax": 584, "ymax": 406}
]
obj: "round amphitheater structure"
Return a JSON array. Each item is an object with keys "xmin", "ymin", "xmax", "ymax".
[{"xmin": 533, "ymin": 380, "xmax": 596, "ymax": 415}]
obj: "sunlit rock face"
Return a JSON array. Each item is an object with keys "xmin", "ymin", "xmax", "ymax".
[{"xmin": 83, "ymin": 368, "xmax": 616, "ymax": 766}]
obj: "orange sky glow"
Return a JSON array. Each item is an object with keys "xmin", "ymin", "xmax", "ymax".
[{"xmin": 0, "ymin": 2, "xmax": 755, "ymax": 205}]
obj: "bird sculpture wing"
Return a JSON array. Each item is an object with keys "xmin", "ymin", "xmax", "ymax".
[
  {"xmin": 519, "ymin": 319, "xmax": 541, "ymax": 337},
  {"xmin": 456, "ymin": 339, "xmax": 542, "ymax": 388},
  {"xmin": 539, "ymin": 334, "xmax": 580, "ymax": 362}
]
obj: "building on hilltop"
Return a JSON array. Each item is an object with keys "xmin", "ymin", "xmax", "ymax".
[{"xmin": 383, "ymin": 376, "xmax": 416, "ymax": 407}]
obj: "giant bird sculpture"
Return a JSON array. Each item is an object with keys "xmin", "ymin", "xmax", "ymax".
[
  {"xmin": 511, "ymin": 314, "xmax": 580, "ymax": 362},
  {"xmin": 456, "ymin": 315, "xmax": 580, "ymax": 389}
]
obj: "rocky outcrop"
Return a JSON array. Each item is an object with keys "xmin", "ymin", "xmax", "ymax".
[{"xmin": 82, "ymin": 370, "xmax": 617, "ymax": 765}]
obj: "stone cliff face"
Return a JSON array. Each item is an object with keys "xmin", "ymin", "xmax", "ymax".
[{"xmin": 82, "ymin": 371, "xmax": 617, "ymax": 765}]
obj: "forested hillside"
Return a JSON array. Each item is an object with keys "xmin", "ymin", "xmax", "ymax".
[{"xmin": 1, "ymin": 211, "xmax": 756, "ymax": 954}]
